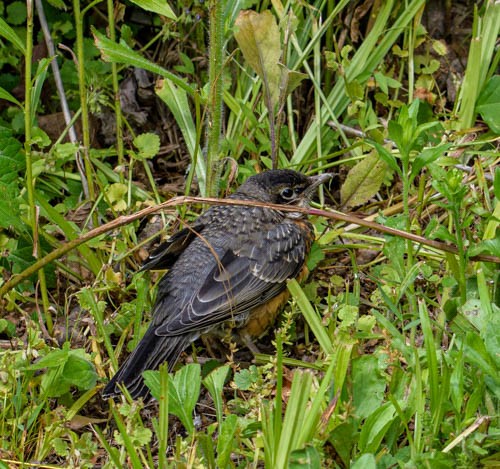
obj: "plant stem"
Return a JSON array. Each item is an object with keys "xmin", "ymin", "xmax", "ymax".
[
  {"xmin": 402, "ymin": 157, "xmax": 417, "ymax": 315},
  {"xmin": 407, "ymin": 3, "xmax": 424, "ymax": 103},
  {"xmin": 73, "ymin": 0, "xmax": 96, "ymax": 214},
  {"xmin": 313, "ymin": 17, "xmax": 323, "ymax": 202},
  {"xmin": 205, "ymin": 0, "xmax": 225, "ymax": 197},
  {"xmin": 25, "ymin": 0, "xmax": 52, "ymax": 333},
  {"xmin": 452, "ymin": 206, "xmax": 467, "ymax": 304},
  {"xmin": 106, "ymin": 0, "xmax": 125, "ymax": 184}
]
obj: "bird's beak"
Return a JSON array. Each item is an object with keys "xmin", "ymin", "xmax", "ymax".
[
  {"xmin": 305, "ymin": 173, "xmax": 332, "ymax": 194},
  {"xmin": 290, "ymin": 172, "xmax": 332, "ymax": 210}
]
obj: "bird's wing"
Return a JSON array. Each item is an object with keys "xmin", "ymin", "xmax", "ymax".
[
  {"xmin": 155, "ymin": 220, "xmax": 311, "ymax": 335},
  {"xmin": 141, "ymin": 222, "xmax": 205, "ymax": 271}
]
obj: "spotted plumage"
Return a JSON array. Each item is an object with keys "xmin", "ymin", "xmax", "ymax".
[{"xmin": 103, "ymin": 169, "xmax": 330, "ymax": 399}]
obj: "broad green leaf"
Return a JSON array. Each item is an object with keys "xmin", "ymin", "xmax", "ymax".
[
  {"xmin": 133, "ymin": 133, "xmax": 161, "ymax": 159},
  {"xmin": 128, "ymin": 0, "xmax": 176, "ymax": 20},
  {"xmin": 143, "ymin": 370, "xmax": 161, "ymax": 397},
  {"xmin": 26, "ymin": 345, "xmax": 97, "ymax": 397},
  {"xmin": 6, "ymin": 246, "xmax": 38, "ymax": 278},
  {"xmin": 0, "ymin": 127, "xmax": 24, "ymax": 181},
  {"xmin": 105, "ymin": 183, "xmax": 128, "ymax": 211},
  {"xmin": 288, "ymin": 446, "xmax": 321, "ymax": 468},
  {"xmin": 197, "ymin": 432, "xmax": 216, "ymax": 469},
  {"xmin": 345, "ymin": 79, "xmax": 364, "ymax": 101},
  {"xmin": 25, "ymin": 347, "xmax": 69, "ymax": 369},
  {"xmin": 432, "ymin": 39, "xmax": 448, "ymax": 56},
  {"xmin": 340, "ymin": 151, "xmax": 388, "ymax": 208},
  {"xmin": 306, "ymin": 242, "xmax": 325, "ymax": 271},
  {"xmin": 6, "ymin": 2, "xmax": 26, "ymax": 25},
  {"xmin": 463, "ymin": 332, "xmax": 500, "ymax": 388},
  {"xmin": 410, "ymin": 144, "xmax": 450, "ymax": 180},
  {"xmin": 31, "ymin": 127, "xmax": 51, "ymax": 148},
  {"xmin": 459, "ymin": 298, "xmax": 490, "ymax": 332},
  {"xmin": 216, "ymin": 414, "xmax": 238, "ymax": 469},
  {"xmin": 0, "ymin": 181, "xmax": 25, "ymax": 232},
  {"xmin": 157, "ymin": 364, "xmax": 202, "ymax": 434},
  {"xmin": 476, "ymin": 75, "xmax": 500, "ymax": 134},
  {"xmin": 338, "ymin": 304, "xmax": 357, "ymax": 329},
  {"xmin": 358, "ymin": 402, "xmax": 397, "ymax": 453},
  {"xmin": 63, "ymin": 353, "xmax": 98, "ymax": 390},
  {"xmin": 40, "ymin": 365, "xmax": 68, "ymax": 396},
  {"xmin": 420, "ymin": 58, "xmax": 440, "ymax": 74},
  {"xmin": 0, "ymin": 318, "xmax": 16, "ymax": 337},
  {"xmin": 328, "ymin": 422, "xmax": 357, "ymax": 466},
  {"xmin": 203, "ymin": 365, "xmax": 230, "ymax": 423},
  {"xmin": 358, "ymin": 315, "xmax": 376, "ymax": 334},
  {"xmin": 388, "ymin": 120, "xmax": 405, "ymax": 154},
  {"xmin": 234, "ymin": 10, "xmax": 282, "ymax": 108},
  {"xmin": 375, "ymin": 71, "xmax": 402, "ymax": 94},
  {"xmin": 92, "ymin": 29, "xmax": 194, "ymax": 95},
  {"xmin": 483, "ymin": 305, "xmax": 500, "ymax": 369},
  {"xmin": 383, "ymin": 229, "xmax": 407, "ymax": 278},
  {"xmin": 352, "ymin": 355, "xmax": 386, "ymax": 420},
  {"xmin": 233, "ymin": 365, "xmax": 259, "ymax": 391},
  {"xmin": 53, "ymin": 142, "xmax": 79, "ymax": 161},
  {"xmin": 351, "ymin": 454, "xmax": 377, "ymax": 469},
  {"xmin": 146, "ymin": 367, "xmax": 198, "ymax": 432}
]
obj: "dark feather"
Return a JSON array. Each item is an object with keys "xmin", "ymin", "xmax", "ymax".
[
  {"xmin": 102, "ymin": 326, "xmax": 193, "ymax": 398},
  {"xmin": 154, "ymin": 220, "xmax": 309, "ymax": 336},
  {"xmin": 141, "ymin": 223, "xmax": 205, "ymax": 271}
]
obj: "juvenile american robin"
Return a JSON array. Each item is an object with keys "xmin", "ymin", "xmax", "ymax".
[{"xmin": 103, "ymin": 169, "xmax": 330, "ymax": 399}]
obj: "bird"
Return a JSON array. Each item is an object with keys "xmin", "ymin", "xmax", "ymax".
[{"xmin": 103, "ymin": 169, "xmax": 331, "ymax": 399}]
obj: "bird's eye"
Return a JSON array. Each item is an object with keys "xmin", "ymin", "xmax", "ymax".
[{"xmin": 280, "ymin": 187, "xmax": 294, "ymax": 199}]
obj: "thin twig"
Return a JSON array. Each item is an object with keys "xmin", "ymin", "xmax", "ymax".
[
  {"xmin": 35, "ymin": 0, "xmax": 90, "ymax": 199},
  {"xmin": 442, "ymin": 416, "xmax": 491, "ymax": 453},
  {"xmin": 327, "ymin": 120, "xmax": 394, "ymax": 144},
  {"xmin": 1, "ymin": 196, "xmax": 498, "ymax": 298}
]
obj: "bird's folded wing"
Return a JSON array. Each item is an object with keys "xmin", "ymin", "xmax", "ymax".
[
  {"xmin": 141, "ymin": 222, "xmax": 205, "ymax": 271},
  {"xmin": 154, "ymin": 221, "xmax": 309, "ymax": 335}
]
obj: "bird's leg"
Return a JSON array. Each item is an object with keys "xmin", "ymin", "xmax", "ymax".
[{"xmin": 238, "ymin": 330, "xmax": 261, "ymax": 355}]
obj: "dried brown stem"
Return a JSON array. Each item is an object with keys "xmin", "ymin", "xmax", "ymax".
[{"xmin": 1, "ymin": 196, "xmax": 498, "ymax": 298}]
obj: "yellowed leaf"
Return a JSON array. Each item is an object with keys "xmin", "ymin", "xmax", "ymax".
[
  {"xmin": 235, "ymin": 10, "xmax": 282, "ymax": 108},
  {"xmin": 68, "ymin": 414, "xmax": 107, "ymax": 430}
]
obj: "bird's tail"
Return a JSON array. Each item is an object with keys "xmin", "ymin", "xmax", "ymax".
[{"xmin": 102, "ymin": 327, "xmax": 190, "ymax": 399}]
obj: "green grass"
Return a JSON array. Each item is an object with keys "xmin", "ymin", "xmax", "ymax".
[{"xmin": 0, "ymin": 1, "xmax": 499, "ymax": 467}]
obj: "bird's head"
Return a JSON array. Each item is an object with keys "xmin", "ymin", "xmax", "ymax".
[{"xmin": 236, "ymin": 169, "xmax": 331, "ymax": 208}]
